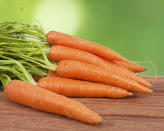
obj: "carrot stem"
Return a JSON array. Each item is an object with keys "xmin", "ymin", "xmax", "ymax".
[
  {"xmin": 0, "ymin": 59, "xmax": 36, "ymax": 85},
  {"xmin": 0, "ymin": 74, "xmax": 11, "ymax": 88}
]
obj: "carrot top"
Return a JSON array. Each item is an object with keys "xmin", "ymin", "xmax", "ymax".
[{"xmin": 0, "ymin": 22, "xmax": 55, "ymax": 87}]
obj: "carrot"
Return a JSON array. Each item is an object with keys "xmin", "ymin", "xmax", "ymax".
[
  {"xmin": 46, "ymin": 31, "xmax": 126, "ymax": 61},
  {"xmin": 47, "ymin": 70, "xmax": 57, "ymax": 77},
  {"xmin": 5, "ymin": 80, "xmax": 102, "ymax": 125},
  {"xmin": 114, "ymin": 60, "xmax": 146, "ymax": 73},
  {"xmin": 46, "ymin": 31, "xmax": 147, "ymax": 73},
  {"xmin": 38, "ymin": 77, "xmax": 132, "ymax": 98},
  {"xmin": 55, "ymin": 60, "xmax": 153, "ymax": 94},
  {"xmin": 106, "ymin": 61, "xmax": 150, "ymax": 87},
  {"xmin": 49, "ymin": 45, "xmax": 151, "ymax": 87}
]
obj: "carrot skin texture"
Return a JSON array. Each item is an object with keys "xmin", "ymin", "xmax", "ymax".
[
  {"xmin": 114, "ymin": 60, "xmax": 146, "ymax": 73},
  {"xmin": 5, "ymin": 80, "xmax": 102, "ymax": 125},
  {"xmin": 46, "ymin": 31, "xmax": 125, "ymax": 61},
  {"xmin": 49, "ymin": 45, "xmax": 151, "ymax": 87},
  {"xmin": 38, "ymin": 77, "xmax": 132, "ymax": 98},
  {"xmin": 56, "ymin": 60, "xmax": 153, "ymax": 94}
]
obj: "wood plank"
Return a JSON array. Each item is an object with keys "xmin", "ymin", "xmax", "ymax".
[{"xmin": 0, "ymin": 76, "xmax": 164, "ymax": 131}]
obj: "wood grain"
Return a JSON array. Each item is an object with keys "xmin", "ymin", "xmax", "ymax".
[{"xmin": 0, "ymin": 76, "xmax": 164, "ymax": 131}]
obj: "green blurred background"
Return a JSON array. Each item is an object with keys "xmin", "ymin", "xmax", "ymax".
[{"xmin": 0, "ymin": 0, "xmax": 163, "ymax": 76}]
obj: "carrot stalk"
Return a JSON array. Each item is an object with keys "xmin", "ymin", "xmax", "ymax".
[
  {"xmin": 38, "ymin": 77, "xmax": 132, "ymax": 98},
  {"xmin": 55, "ymin": 60, "xmax": 153, "ymax": 94},
  {"xmin": 49, "ymin": 45, "xmax": 151, "ymax": 87},
  {"xmin": 46, "ymin": 31, "xmax": 125, "ymax": 61},
  {"xmin": 5, "ymin": 80, "xmax": 102, "ymax": 125}
]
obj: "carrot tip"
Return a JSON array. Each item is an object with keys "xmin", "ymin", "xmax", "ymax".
[
  {"xmin": 128, "ymin": 92, "xmax": 133, "ymax": 96},
  {"xmin": 146, "ymin": 88, "xmax": 153, "ymax": 94},
  {"xmin": 140, "ymin": 68, "xmax": 146, "ymax": 72},
  {"xmin": 149, "ymin": 89, "xmax": 153, "ymax": 93},
  {"xmin": 99, "ymin": 119, "xmax": 104, "ymax": 124},
  {"xmin": 147, "ymin": 83, "xmax": 152, "ymax": 87},
  {"xmin": 142, "ymin": 81, "xmax": 152, "ymax": 87}
]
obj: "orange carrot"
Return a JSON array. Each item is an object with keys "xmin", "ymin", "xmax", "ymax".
[
  {"xmin": 46, "ymin": 31, "xmax": 147, "ymax": 72},
  {"xmin": 106, "ymin": 61, "xmax": 150, "ymax": 87},
  {"xmin": 47, "ymin": 70, "xmax": 57, "ymax": 77},
  {"xmin": 56, "ymin": 60, "xmax": 153, "ymax": 94},
  {"xmin": 115, "ymin": 60, "xmax": 146, "ymax": 73},
  {"xmin": 5, "ymin": 80, "xmax": 102, "ymax": 125},
  {"xmin": 49, "ymin": 45, "xmax": 151, "ymax": 87},
  {"xmin": 46, "ymin": 31, "xmax": 125, "ymax": 61},
  {"xmin": 38, "ymin": 77, "xmax": 132, "ymax": 98}
]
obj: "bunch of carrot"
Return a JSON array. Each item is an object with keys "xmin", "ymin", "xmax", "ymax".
[
  {"xmin": 0, "ymin": 22, "xmax": 153, "ymax": 125},
  {"xmin": 43, "ymin": 31, "xmax": 152, "ymax": 94}
]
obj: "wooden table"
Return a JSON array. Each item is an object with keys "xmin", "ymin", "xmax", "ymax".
[{"xmin": 0, "ymin": 77, "xmax": 164, "ymax": 131}]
